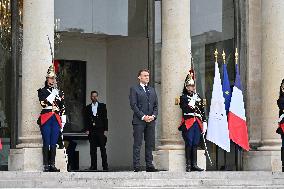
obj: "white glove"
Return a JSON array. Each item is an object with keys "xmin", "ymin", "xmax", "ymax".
[
  {"xmin": 188, "ymin": 98, "xmax": 195, "ymax": 108},
  {"xmin": 192, "ymin": 93, "xmax": 198, "ymax": 101},
  {"xmin": 202, "ymin": 122, "xmax": 207, "ymax": 134},
  {"xmin": 52, "ymin": 88, "xmax": 59, "ymax": 96},
  {"xmin": 61, "ymin": 115, "xmax": 66, "ymax": 124}
]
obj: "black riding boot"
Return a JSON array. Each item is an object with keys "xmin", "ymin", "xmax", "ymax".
[
  {"xmin": 42, "ymin": 147, "xmax": 49, "ymax": 172},
  {"xmin": 49, "ymin": 147, "xmax": 60, "ymax": 172},
  {"xmin": 185, "ymin": 146, "xmax": 192, "ymax": 172},
  {"xmin": 191, "ymin": 146, "xmax": 204, "ymax": 172},
  {"xmin": 281, "ymin": 147, "xmax": 284, "ymax": 172}
]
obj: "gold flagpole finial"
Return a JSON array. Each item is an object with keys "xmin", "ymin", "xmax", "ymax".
[
  {"xmin": 214, "ymin": 49, "xmax": 218, "ymax": 63},
  {"xmin": 235, "ymin": 48, "xmax": 239, "ymax": 64},
  {"xmin": 222, "ymin": 50, "xmax": 226, "ymax": 64}
]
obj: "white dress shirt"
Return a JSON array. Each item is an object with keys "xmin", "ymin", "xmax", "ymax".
[
  {"xmin": 92, "ymin": 102, "xmax": 98, "ymax": 116},
  {"xmin": 140, "ymin": 83, "xmax": 147, "ymax": 92}
]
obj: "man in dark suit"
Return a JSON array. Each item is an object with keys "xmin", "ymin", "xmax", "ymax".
[
  {"xmin": 129, "ymin": 69, "xmax": 158, "ymax": 172},
  {"xmin": 85, "ymin": 91, "xmax": 108, "ymax": 171}
]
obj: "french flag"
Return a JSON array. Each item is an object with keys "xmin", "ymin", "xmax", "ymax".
[{"xmin": 228, "ymin": 63, "xmax": 250, "ymax": 151}]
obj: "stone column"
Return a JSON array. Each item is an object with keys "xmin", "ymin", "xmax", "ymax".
[
  {"xmin": 244, "ymin": 0, "xmax": 284, "ymax": 171},
  {"xmin": 9, "ymin": 0, "xmax": 66, "ymax": 171},
  {"xmin": 153, "ymin": 0, "xmax": 206, "ymax": 171}
]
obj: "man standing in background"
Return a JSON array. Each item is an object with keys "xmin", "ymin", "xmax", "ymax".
[{"xmin": 85, "ymin": 91, "xmax": 108, "ymax": 171}]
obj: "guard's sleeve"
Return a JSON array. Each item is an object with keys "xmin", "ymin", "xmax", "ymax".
[
  {"xmin": 277, "ymin": 97, "xmax": 284, "ymax": 110},
  {"xmin": 179, "ymin": 95, "xmax": 189, "ymax": 112},
  {"xmin": 57, "ymin": 90, "xmax": 66, "ymax": 115},
  {"xmin": 38, "ymin": 88, "xmax": 49, "ymax": 108}
]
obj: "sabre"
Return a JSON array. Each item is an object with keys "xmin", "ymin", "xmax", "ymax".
[
  {"xmin": 47, "ymin": 35, "xmax": 54, "ymax": 63},
  {"xmin": 47, "ymin": 35, "xmax": 59, "ymax": 89},
  {"xmin": 202, "ymin": 133, "xmax": 213, "ymax": 166},
  {"xmin": 195, "ymin": 105, "xmax": 213, "ymax": 167}
]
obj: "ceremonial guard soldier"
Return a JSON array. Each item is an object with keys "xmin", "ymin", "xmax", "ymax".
[
  {"xmin": 277, "ymin": 79, "xmax": 284, "ymax": 172},
  {"xmin": 178, "ymin": 69, "xmax": 207, "ymax": 172},
  {"xmin": 37, "ymin": 65, "xmax": 66, "ymax": 172}
]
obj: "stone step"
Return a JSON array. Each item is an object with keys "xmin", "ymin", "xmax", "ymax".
[
  {"xmin": 0, "ymin": 171, "xmax": 282, "ymax": 179},
  {"xmin": 0, "ymin": 171, "xmax": 283, "ymax": 188}
]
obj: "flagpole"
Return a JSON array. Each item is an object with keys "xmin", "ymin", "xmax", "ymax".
[
  {"xmin": 214, "ymin": 49, "xmax": 218, "ymax": 63},
  {"xmin": 235, "ymin": 48, "xmax": 239, "ymax": 170},
  {"xmin": 234, "ymin": 47, "xmax": 243, "ymax": 171},
  {"xmin": 213, "ymin": 49, "xmax": 219, "ymax": 169},
  {"xmin": 222, "ymin": 50, "xmax": 228, "ymax": 171}
]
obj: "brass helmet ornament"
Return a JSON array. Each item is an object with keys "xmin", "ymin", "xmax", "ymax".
[
  {"xmin": 184, "ymin": 69, "xmax": 195, "ymax": 87},
  {"xmin": 46, "ymin": 64, "xmax": 56, "ymax": 78}
]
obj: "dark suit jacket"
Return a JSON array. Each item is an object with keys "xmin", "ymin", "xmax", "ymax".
[
  {"xmin": 84, "ymin": 102, "xmax": 108, "ymax": 132},
  {"xmin": 129, "ymin": 84, "xmax": 158, "ymax": 125}
]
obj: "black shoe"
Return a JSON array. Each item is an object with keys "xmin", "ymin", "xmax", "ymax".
[
  {"xmin": 49, "ymin": 164, "xmax": 60, "ymax": 172},
  {"xmin": 43, "ymin": 165, "xmax": 50, "ymax": 172},
  {"xmin": 49, "ymin": 147, "xmax": 60, "ymax": 172},
  {"xmin": 146, "ymin": 167, "xmax": 159, "ymax": 172},
  {"xmin": 191, "ymin": 165, "xmax": 204, "ymax": 172},
  {"xmin": 134, "ymin": 167, "xmax": 141, "ymax": 172},
  {"xmin": 88, "ymin": 166, "xmax": 97, "ymax": 171},
  {"xmin": 186, "ymin": 164, "xmax": 191, "ymax": 172},
  {"xmin": 103, "ymin": 167, "xmax": 109, "ymax": 172},
  {"xmin": 191, "ymin": 146, "xmax": 204, "ymax": 172}
]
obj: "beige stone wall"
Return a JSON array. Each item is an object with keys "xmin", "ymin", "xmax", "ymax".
[
  {"xmin": 246, "ymin": 0, "xmax": 262, "ymax": 148},
  {"xmin": 260, "ymin": 0, "xmax": 284, "ymax": 149}
]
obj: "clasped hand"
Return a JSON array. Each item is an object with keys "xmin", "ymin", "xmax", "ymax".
[{"xmin": 143, "ymin": 115, "xmax": 155, "ymax": 123}]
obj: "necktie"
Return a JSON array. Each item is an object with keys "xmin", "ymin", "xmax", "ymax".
[{"xmin": 145, "ymin": 85, "xmax": 150, "ymax": 97}]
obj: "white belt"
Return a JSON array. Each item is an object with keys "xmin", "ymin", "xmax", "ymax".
[
  {"xmin": 43, "ymin": 106, "xmax": 53, "ymax": 110},
  {"xmin": 184, "ymin": 113, "xmax": 201, "ymax": 117}
]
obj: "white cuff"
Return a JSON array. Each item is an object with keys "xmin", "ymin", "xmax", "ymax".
[
  {"xmin": 202, "ymin": 122, "xmax": 207, "ymax": 133},
  {"xmin": 141, "ymin": 115, "xmax": 145, "ymax": 121}
]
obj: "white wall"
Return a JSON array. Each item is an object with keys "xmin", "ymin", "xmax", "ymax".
[{"xmin": 106, "ymin": 37, "xmax": 148, "ymax": 169}]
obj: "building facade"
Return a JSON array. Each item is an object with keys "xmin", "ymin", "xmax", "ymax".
[{"xmin": 0, "ymin": 0, "xmax": 283, "ymax": 171}]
